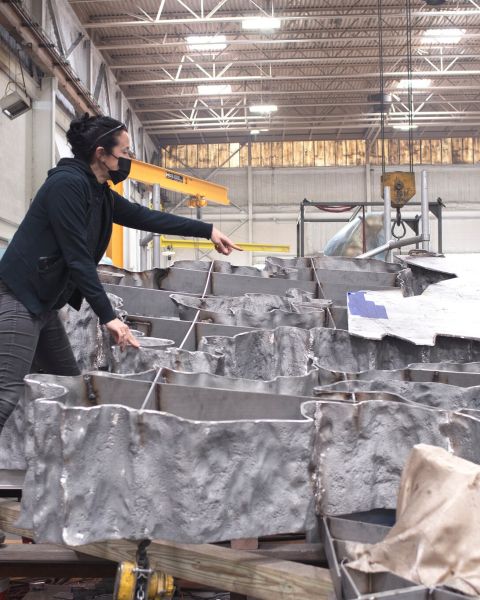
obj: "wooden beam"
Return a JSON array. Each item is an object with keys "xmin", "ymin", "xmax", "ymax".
[
  {"xmin": 0, "ymin": 501, "xmax": 332, "ymax": 600},
  {"xmin": 0, "ymin": 544, "xmax": 116, "ymax": 578}
]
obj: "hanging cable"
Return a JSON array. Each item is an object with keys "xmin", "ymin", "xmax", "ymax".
[
  {"xmin": 390, "ymin": 0, "xmax": 415, "ymax": 241},
  {"xmin": 377, "ymin": 0, "xmax": 386, "ymax": 177},
  {"xmin": 406, "ymin": 0, "xmax": 414, "ymax": 175}
]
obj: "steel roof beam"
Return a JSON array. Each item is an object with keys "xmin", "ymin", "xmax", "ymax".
[
  {"xmin": 118, "ymin": 69, "xmax": 480, "ymax": 86},
  {"xmin": 108, "ymin": 54, "xmax": 480, "ymax": 70},
  {"xmin": 132, "ymin": 98, "xmax": 480, "ymax": 112},
  {"xmin": 97, "ymin": 33, "xmax": 480, "ymax": 51},
  {"xmin": 145, "ymin": 121, "xmax": 480, "ymax": 134},
  {"xmin": 126, "ymin": 85, "xmax": 480, "ymax": 100},
  {"xmin": 82, "ymin": 10, "xmax": 480, "ymax": 29}
]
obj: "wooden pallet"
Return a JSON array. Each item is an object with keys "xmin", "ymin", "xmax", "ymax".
[{"xmin": 0, "ymin": 500, "xmax": 332, "ymax": 600}]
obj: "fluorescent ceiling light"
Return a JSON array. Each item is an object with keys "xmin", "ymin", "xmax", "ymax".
[
  {"xmin": 186, "ymin": 35, "xmax": 227, "ymax": 51},
  {"xmin": 392, "ymin": 123, "xmax": 418, "ymax": 130},
  {"xmin": 249, "ymin": 104, "xmax": 278, "ymax": 114},
  {"xmin": 421, "ymin": 28, "xmax": 465, "ymax": 45},
  {"xmin": 197, "ymin": 84, "xmax": 232, "ymax": 95},
  {"xmin": 242, "ymin": 17, "xmax": 281, "ymax": 30},
  {"xmin": 250, "ymin": 129, "xmax": 269, "ymax": 135},
  {"xmin": 397, "ymin": 78, "xmax": 432, "ymax": 89}
]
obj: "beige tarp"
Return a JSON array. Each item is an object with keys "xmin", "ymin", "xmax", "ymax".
[{"xmin": 347, "ymin": 444, "xmax": 480, "ymax": 596}]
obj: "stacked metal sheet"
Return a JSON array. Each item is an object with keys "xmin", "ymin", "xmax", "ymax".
[{"xmin": 3, "ymin": 254, "xmax": 480, "ymax": 577}]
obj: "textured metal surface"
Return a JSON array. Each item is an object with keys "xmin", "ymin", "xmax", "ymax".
[
  {"xmin": 336, "ymin": 364, "xmax": 480, "ymax": 388},
  {"xmin": 0, "ymin": 369, "xmax": 324, "ymax": 473},
  {"xmin": 307, "ymin": 400, "xmax": 480, "ymax": 515},
  {"xmin": 200, "ymin": 326, "xmax": 480, "ymax": 381},
  {"xmin": 125, "ymin": 316, "xmax": 255, "ymax": 351},
  {"xmin": 199, "ymin": 327, "xmax": 317, "ymax": 380},
  {"xmin": 103, "ymin": 283, "xmax": 181, "ymax": 318},
  {"xmin": 13, "ymin": 372, "xmax": 480, "ymax": 545},
  {"xmin": 348, "ymin": 254, "xmax": 480, "ymax": 345},
  {"xmin": 6, "ymin": 254, "xmax": 480, "ymax": 548},
  {"xmin": 173, "ymin": 259, "xmax": 267, "ymax": 278},
  {"xmin": 98, "ymin": 265, "xmax": 164, "ymax": 289},
  {"xmin": 0, "ymin": 372, "xmax": 160, "ymax": 471},
  {"xmin": 317, "ymin": 379, "xmax": 480, "ymax": 411},
  {"xmin": 111, "ymin": 344, "xmax": 223, "ymax": 375},
  {"xmin": 59, "ymin": 293, "xmax": 126, "ymax": 371},
  {"xmin": 170, "ymin": 290, "xmax": 328, "ymax": 328},
  {"xmin": 17, "ymin": 377, "xmax": 315, "ymax": 545},
  {"xmin": 100, "ymin": 258, "xmax": 406, "ymax": 306},
  {"xmin": 266, "ymin": 256, "xmax": 402, "ymax": 274},
  {"xmin": 159, "ymin": 367, "xmax": 322, "ymax": 397}
]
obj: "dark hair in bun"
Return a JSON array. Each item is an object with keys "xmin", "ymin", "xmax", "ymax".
[{"xmin": 67, "ymin": 113, "xmax": 127, "ymax": 162}]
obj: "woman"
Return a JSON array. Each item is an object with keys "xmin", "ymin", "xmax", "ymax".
[{"xmin": 0, "ymin": 113, "xmax": 240, "ymax": 430}]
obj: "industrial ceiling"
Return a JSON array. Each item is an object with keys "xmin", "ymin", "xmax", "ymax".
[{"xmin": 68, "ymin": 1, "xmax": 480, "ymax": 144}]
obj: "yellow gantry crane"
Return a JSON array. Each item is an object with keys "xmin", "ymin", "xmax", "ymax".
[{"xmin": 106, "ymin": 159, "xmax": 289, "ymax": 266}]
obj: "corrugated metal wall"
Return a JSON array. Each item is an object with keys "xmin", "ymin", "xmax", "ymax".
[{"xmin": 251, "ymin": 167, "xmax": 366, "ymax": 208}]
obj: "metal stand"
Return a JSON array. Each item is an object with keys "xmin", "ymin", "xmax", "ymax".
[{"xmin": 296, "ymin": 198, "xmax": 444, "ymax": 257}]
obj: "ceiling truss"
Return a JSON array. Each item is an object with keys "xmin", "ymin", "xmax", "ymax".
[{"xmin": 67, "ymin": 0, "xmax": 480, "ymax": 143}]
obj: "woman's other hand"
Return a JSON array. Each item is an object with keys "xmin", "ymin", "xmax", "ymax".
[{"xmin": 105, "ymin": 318, "xmax": 140, "ymax": 351}]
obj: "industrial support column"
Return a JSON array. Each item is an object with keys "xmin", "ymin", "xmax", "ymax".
[
  {"xmin": 32, "ymin": 76, "xmax": 56, "ymax": 200},
  {"xmin": 153, "ymin": 184, "xmax": 161, "ymax": 267},
  {"xmin": 140, "ymin": 191, "xmax": 148, "ymax": 271},
  {"xmin": 106, "ymin": 181, "xmax": 124, "ymax": 267},
  {"xmin": 247, "ymin": 167, "xmax": 253, "ymax": 266},
  {"xmin": 300, "ymin": 201, "xmax": 305, "ymax": 257},
  {"xmin": 122, "ymin": 179, "xmax": 139, "ymax": 270},
  {"xmin": 195, "ymin": 204, "xmax": 203, "ymax": 261},
  {"xmin": 365, "ymin": 164, "xmax": 372, "ymax": 211},
  {"xmin": 421, "ymin": 170, "xmax": 430, "ymax": 251}
]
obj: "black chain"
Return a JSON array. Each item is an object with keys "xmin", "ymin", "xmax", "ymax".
[
  {"xmin": 136, "ymin": 579, "xmax": 146, "ymax": 600},
  {"xmin": 135, "ymin": 540, "xmax": 151, "ymax": 600}
]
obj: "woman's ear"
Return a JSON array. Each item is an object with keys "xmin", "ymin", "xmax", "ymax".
[{"xmin": 92, "ymin": 146, "xmax": 106, "ymax": 162}]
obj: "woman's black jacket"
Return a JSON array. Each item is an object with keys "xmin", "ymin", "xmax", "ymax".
[{"xmin": 0, "ymin": 158, "xmax": 213, "ymax": 324}]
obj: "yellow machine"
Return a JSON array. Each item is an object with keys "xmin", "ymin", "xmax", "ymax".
[
  {"xmin": 187, "ymin": 195, "xmax": 208, "ymax": 208},
  {"xmin": 129, "ymin": 160, "xmax": 229, "ymax": 206},
  {"xmin": 381, "ymin": 171, "xmax": 416, "ymax": 209},
  {"xmin": 114, "ymin": 541, "xmax": 175, "ymax": 600},
  {"xmin": 107, "ymin": 159, "xmax": 290, "ymax": 266}
]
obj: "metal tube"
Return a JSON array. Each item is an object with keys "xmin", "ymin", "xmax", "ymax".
[
  {"xmin": 247, "ymin": 165, "xmax": 253, "ymax": 266},
  {"xmin": 152, "ymin": 184, "xmax": 161, "ymax": 267},
  {"xmin": 296, "ymin": 219, "xmax": 300, "ymax": 257},
  {"xmin": 358, "ymin": 234, "xmax": 424, "ymax": 259},
  {"xmin": 195, "ymin": 205, "xmax": 202, "ymax": 260},
  {"xmin": 140, "ymin": 232, "xmax": 153, "ymax": 246},
  {"xmin": 140, "ymin": 193, "xmax": 148, "ymax": 270},
  {"xmin": 300, "ymin": 202, "xmax": 305, "ymax": 257},
  {"xmin": 421, "ymin": 170, "xmax": 430, "ymax": 251},
  {"xmin": 383, "ymin": 185, "xmax": 391, "ymax": 262},
  {"xmin": 362, "ymin": 205, "xmax": 366, "ymax": 253},
  {"xmin": 438, "ymin": 201, "xmax": 443, "ymax": 254}
]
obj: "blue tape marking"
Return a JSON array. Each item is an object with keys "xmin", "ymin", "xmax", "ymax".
[{"xmin": 348, "ymin": 291, "xmax": 388, "ymax": 319}]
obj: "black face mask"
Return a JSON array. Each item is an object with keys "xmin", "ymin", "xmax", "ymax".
[{"xmin": 108, "ymin": 156, "xmax": 131, "ymax": 184}]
